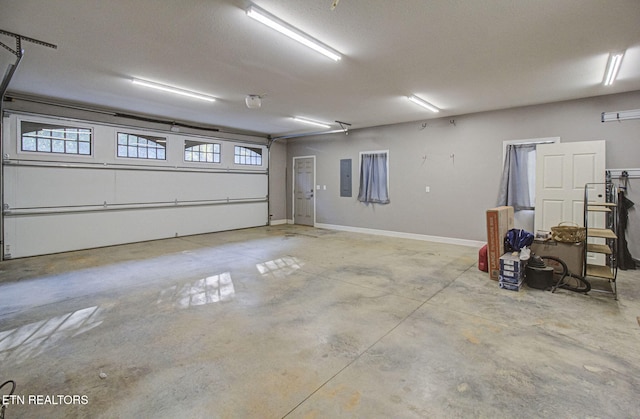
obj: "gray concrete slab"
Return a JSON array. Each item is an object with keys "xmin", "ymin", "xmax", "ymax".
[{"xmin": 0, "ymin": 225, "xmax": 639, "ymax": 418}]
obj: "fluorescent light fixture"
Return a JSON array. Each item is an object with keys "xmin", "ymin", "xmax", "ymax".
[
  {"xmin": 132, "ymin": 78, "xmax": 216, "ymax": 102},
  {"xmin": 246, "ymin": 4, "xmax": 341, "ymax": 61},
  {"xmin": 408, "ymin": 95, "xmax": 439, "ymax": 112},
  {"xmin": 601, "ymin": 108, "xmax": 640, "ymax": 122},
  {"xmin": 603, "ymin": 52, "xmax": 624, "ymax": 86},
  {"xmin": 292, "ymin": 116, "xmax": 332, "ymax": 129}
]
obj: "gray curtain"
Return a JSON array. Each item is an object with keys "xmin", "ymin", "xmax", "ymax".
[
  {"xmin": 358, "ymin": 152, "xmax": 390, "ymax": 204},
  {"xmin": 497, "ymin": 144, "xmax": 536, "ymax": 210}
]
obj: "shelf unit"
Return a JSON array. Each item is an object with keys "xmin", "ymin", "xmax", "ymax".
[{"xmin": 583, "ymin": 183, "xmax": 618, "ymax": 299}]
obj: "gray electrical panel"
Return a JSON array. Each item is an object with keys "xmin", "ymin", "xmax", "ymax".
[{"xmin": 340, "ymin": 159, "xmax": 352, "ymax": 197}]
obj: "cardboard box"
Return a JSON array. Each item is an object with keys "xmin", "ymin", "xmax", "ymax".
[
  {"xmin": 531, "ymin": 239, "xmax": 584, "ymax": 277},
  {"xmin": 486, "ymin": 206, "xmax": 514, "ymax": 280}
]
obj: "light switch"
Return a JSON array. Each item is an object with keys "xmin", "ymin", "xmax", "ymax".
[
  {"xmin": 425, "ymin": 186, "xmax": 430, "ymax": 193},
  {"xmin": 316, "ymin": 185, "xmax": 320, "ymax": 190},
  {"xmin": 323, "ymin": 185, "xmax": 326, "ymax": 190}
]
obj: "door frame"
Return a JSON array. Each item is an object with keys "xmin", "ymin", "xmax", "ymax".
[
  {"xmin": 502, "ymin": 137, "xmax": 559, "ymax": 165},
  {"xmin": 502, "ymin": 137, "xmax": 559, "ymax": 232},
  {"xmin": 292, "ymin": 155, "xmax": 316, "ymax": 226}
]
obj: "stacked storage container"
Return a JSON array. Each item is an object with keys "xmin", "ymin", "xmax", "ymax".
[{"xmin": 499, "ymin": 253, "xmax": 526, "ymax": 291}]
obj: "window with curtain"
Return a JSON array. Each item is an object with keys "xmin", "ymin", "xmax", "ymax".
[
  {"xmin": 497, "ymin": 143, "xmax": 536, "ymax": 210},
  {"xmin": 358, "ymin": 151, "xmax": 390, "ymax": 204}
]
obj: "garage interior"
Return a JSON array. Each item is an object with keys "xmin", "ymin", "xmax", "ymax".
[{"xmin": 1, "ymin": 1, "xmax": 640, "ymax": 417}]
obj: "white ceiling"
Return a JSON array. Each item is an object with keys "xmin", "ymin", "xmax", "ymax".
[{"xmin": 1, "ymin": 0, "xmax": 639, "ymax": 138}]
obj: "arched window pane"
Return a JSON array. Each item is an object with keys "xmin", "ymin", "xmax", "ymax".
[
  {"xmin": 116, "ymin": 133, "xmax": 166, "ymax": 160},
  {"xmin": 21, "ymin": 122, "xmax": 92, "ymax": 156},
  {"xmin": 184, "ymin": 140, "xmax": 220, "ymax": 163},
  {"xmin": 234, "ymin": 146, "xmax": 262, "ymax": 166}
]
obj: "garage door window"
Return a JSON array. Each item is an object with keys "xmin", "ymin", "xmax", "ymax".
[
  {"xmin": 185, "ymin": 141, "xmax": 220, "ymax": 163},
  {"xmin": 234, "ymin": 146, "xmax": 262, "ymax": 166},
  {"xmin": 21, "ymin": 121, "xmax": 92, "ymax": 155},
  {"xmin": 117, "ymin": 133, "xmax": 166, "ymax": 160}
]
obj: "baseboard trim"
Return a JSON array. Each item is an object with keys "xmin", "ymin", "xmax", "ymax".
[
  {"xmin": 315, "ymin": 223, "xmax": 485, "ymax": 248},
  {"xmin": 269, "ymin": 219, "xmax": 288, "ymax": 226}
]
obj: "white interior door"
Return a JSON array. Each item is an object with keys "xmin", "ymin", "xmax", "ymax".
[
  {"xmin": 535, "ymin": 140, "xmax": 606, "ymax": 264},
  {"xmin": 293, "ymin": 156, "xmax": 315, "ymax": 226},
  {"xmin": 534, "ymin": 140, "xmax": 606, "ymax": 231}
]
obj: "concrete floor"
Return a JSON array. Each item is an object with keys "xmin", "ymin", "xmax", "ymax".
[{"xmin": 1, "ymin": 225, "xmax": 639, "ymax": 418}]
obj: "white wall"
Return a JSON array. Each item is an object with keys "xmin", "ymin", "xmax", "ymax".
[{"xmin": 268, "ymin": 139, "xmax": 287, "ymax": 224}]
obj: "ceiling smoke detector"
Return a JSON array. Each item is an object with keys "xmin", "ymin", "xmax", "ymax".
[{"xmin": 245, "ymin": 94, "xmax": 262, "ymax": 109}]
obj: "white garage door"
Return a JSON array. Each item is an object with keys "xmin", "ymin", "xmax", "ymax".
[{"xmin": 2, "ymin": 113, "xmax": 269, "ymax": 258}]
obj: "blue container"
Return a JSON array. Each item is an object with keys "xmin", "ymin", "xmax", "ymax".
[{"xmin": 499, "ymin": 278, "xmax": 524, "ymax": 291}]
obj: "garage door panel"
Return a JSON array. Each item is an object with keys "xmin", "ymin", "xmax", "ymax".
[
  {"xmin": 9, "ymin": 166, "xmax": 116, "ymax": 208},
  {"xmin": 4, "ymin": 202, "xmax": 267, "ymax": 258},
  {"xmin": 113, "ymin": 171, "xmax": 267, "ymax": 203},
  {"xmin": 3, "ymin": 113, "xmax": 269, "ymax": 258}
]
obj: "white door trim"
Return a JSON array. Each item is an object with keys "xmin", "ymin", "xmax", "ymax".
[{"xmin": 502, "ymin": 137, "xmax": 560, "ymax": 165}]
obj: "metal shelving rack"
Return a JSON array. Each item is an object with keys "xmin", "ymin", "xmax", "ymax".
[{"xmin": 583, "ymin": 182, "xmax": 618, "ymax": 299}]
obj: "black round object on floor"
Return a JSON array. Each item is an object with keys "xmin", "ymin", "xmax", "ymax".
[{"xmin": 526, "ymin": 265, "xmax": 554, "ymax": 290}]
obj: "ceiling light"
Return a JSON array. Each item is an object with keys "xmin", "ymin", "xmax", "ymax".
[
  {"xmin": 408, "ymin": 95, "xmax": 439, "ymax": 113},
  {"xmin": 292, "ymin": 117, "xmax": 332, "ymax": 129},
  {"xmin": 603, "ymin": 52, "xmax": 624, "ymax": 86},
  {"xmin": 132, "ymin": 78, "xmax": 216, "ymax": 102},
  {"xmin": 601, "ymin": 108, "xmax": 640, "ymax": 122},
  {"xmin": 246, "ymin": 4, "xmax": 341, "ymax": 62}
]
